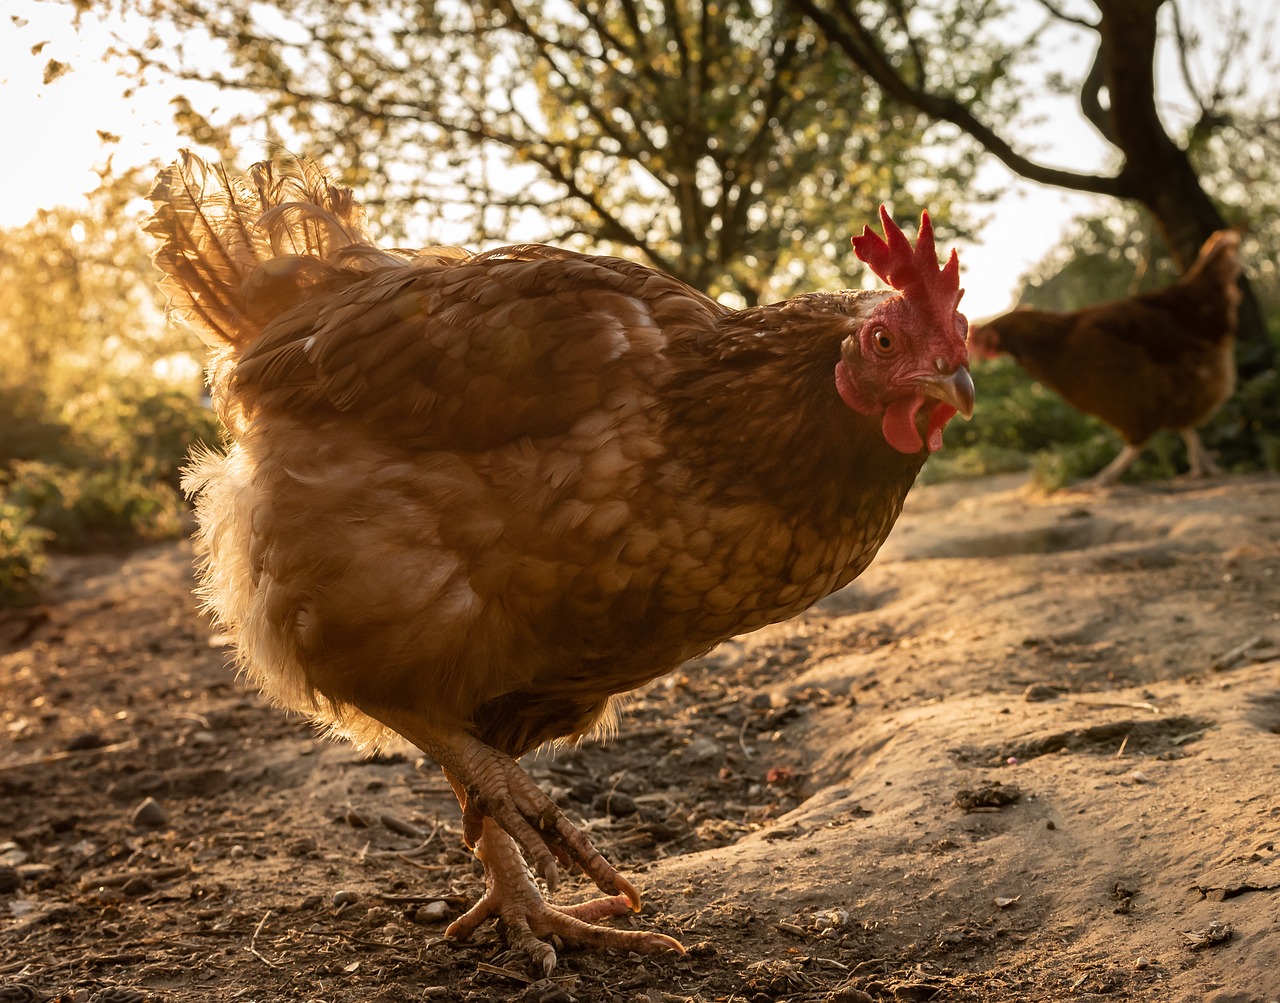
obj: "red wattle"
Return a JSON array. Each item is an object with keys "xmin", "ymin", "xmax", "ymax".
[
  {"xmin": 926, "ymin": 403, "xmax": 958, "ymax": 452},
  {"xmin": 881, "ymin": 397, "xmax": 925, "ymax": 454}
]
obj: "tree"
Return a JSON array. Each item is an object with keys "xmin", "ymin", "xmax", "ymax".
[
  {"xmin": 109, "ymin": 0, "xmax": 982, "ymax": 302},
  {"xmin": 789, "ymin": 0, "xmax": 1278, "ymax": 376},
  {"xmin": 0, "ymin": 165, "xmax": 191, "ymax": 404}
]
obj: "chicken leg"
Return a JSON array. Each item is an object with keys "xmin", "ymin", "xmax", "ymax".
[
  {"xmin": 1181, "ymin": 429, "xmax": 1223, "ymax": 478},
  {"xmin": 372, "ymin": 709, "xmax": 684, "ymax": 969},
  {"xmin": 1084, "ymin": 443, "xmax": 1142, "ymax": 489}
]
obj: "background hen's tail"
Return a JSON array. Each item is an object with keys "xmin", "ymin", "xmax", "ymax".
[{"xmin": 146, "ymin": 151, "xmax": 385, "ymax": 350}]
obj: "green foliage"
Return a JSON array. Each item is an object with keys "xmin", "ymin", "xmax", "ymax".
[
  {"xmin": 1206, "ymin": 368, "xmax": 1280, "ymax": 473},
  {"xmin": 0, "ymin": 502, "xmax": 50, "ymax": 607},
  {"xmin": 0, "ymin": 382, "xmax": 76, "ymax": 468},
  {"xmin": 1015, "ymin": 213, "xmax": 1178, "ymax": 311},
  {"xmin": 63, "ymin": 385, "xmax": 222, "ymax": 491},
  {"xmin": 0, "ymin": 378, "xmax": 218, "ymax": 559},
  {"xmin": 5, "ymin": 461, "xmax": 187, "ymax": 554},
  {"xmin": 0, "ymin": 170, "xmax": 218, "ymax": 605}
]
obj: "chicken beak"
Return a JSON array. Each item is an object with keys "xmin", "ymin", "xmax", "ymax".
[{"xmin": 919, "ymin": 365, "xmax": 975, "ymax": 419}]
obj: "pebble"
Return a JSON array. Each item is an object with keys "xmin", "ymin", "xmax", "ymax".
[
  {"xmin": 1023, "ymin": 683, "xmax": 1062, "ymax": 702},
  {"xmin": 363, "ymin": 905, "xmax": 395, "ymax": 927},
  {"xmin": 87, "ymin": 987, "xmax": 149, "ymax": 1003},
  {"xmin": 591, "ymin": 790, "xmax": 637, "ymax": 816},
  {"xmin": 131, "ymin": 797, "xmax": 168, "ymax": 829},
  {"xmin": 682, "ymin": 736, "xmax": 721, "ymax": 762},
  {"xmin": 413, "ymin": 900, "xmax": 450, "ymax": 924},
  {"xmin": 0, "ymin": 865, "xmax": 20, "ymax": 893},
  {"xmin": 332, "ymin": 889, "xmax": 360, "ymax": 909}
]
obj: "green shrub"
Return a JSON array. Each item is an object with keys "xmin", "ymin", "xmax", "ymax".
[
  {"xmin": 0, "ymin": 501, "xmax": 50, "ymax": 607},
  {"xmin": 62, "ymin": 383, "xmax": 223, "ymax": 490},
  {"xmin": 0, "ymin": 380, "xmax": 80, "ymax": 468},
  {"xmin": 5, "ymin": 460, "xmax": 188, "ymax": 554}
]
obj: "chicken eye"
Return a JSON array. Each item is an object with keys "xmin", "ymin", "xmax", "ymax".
[{"xmin": 871, "ymin": 328, "xmax": 894, "ymax": 355}]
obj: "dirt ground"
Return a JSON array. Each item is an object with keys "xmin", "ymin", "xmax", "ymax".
[{"xmin": 1, "ymin": 472, "xmax": 1278, "ymax": 1003}]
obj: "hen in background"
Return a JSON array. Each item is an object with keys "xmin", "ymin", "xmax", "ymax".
[
  {"xmin": 968, "ymin": 229, "xmax": 1242, "ymax": 487},
  {"xmin": 147, "ymin": 153, "xmax": 973, "ymax": 972}
]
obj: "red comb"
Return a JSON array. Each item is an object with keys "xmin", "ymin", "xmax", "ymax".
[{"xmin": 852, "ymin": 206, "xmax": 963, "ymax": 326}]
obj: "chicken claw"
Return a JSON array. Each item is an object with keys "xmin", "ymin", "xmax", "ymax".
[
  {"xmin": 421, "ymin": 731, "xmax": 635, "ymax": 902},
  {"xmin": 453, "ymin": 751, "xmax": 638, "ymax": 903},
  {"xmin": 447, "ymin": 818, "xmax": 684, "ymax": 974}
]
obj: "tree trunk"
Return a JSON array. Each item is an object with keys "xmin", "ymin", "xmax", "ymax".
[{"xmin": 1096, "ymin": 0, "xmax": 1273, "ymax": 377}]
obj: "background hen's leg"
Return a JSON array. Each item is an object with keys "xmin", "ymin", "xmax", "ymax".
[
  {"xmin": 445, "ymin": 814, "xmax": 683, "ymax": 974},
  {"xmin": 1084, "ymin": 443, "xmax": 1142, "ymax": 488},
  {"xmin": 1181, "ymin": 429, "xmax": 1222, "ymax": 477}
]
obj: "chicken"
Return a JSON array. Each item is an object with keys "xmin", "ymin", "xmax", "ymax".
[
  {"xmin": 967, "ymin": 229, "xmax": 1242, "ymax": 487},
  {"xmin": 146, "ymin": 153, "xmax": 973, "ymax": 971}
]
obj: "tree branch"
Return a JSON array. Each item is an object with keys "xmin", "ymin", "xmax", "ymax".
[{"xmin": 791, "ymin": 0, "xmax": 1123, "ymax": 196}]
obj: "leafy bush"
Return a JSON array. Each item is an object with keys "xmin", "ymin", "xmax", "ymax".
[
  {"xmin": 0, "ymin": 501, "xmax": 51, "ymax": 607},
  {"xmin": 61, "ymin": 384, "xmax": 222, "ymax": 491},
  {"xmin": 5, "ymin": 461, "xmax": 188, "ymax": 554},
  {"xmin": 0, "ymin": 378, "xmax": 220, "ymax": 605},
  {"xmin": 0, "ymin": 381, "xmax": 79, "ymax": 469}
]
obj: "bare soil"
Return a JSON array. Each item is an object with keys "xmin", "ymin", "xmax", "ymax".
[{"xmin": 2, "ymin": 473, "xmax": 1278, "ymax": 1003}]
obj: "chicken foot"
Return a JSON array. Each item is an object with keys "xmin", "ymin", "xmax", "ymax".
[
  {"xmin": 1181, "ymin": 429, "xmax": 1223, "ymax": 478},
  {"xmin": 372, "ymin": 712, "xmax": 683, "ymax": 966},
  {"xmin": 446, "ymin": 816, "xmax": 684, "ymax": 974}
]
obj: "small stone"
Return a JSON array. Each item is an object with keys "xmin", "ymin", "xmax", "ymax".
[
  {"xmin": 0, "ymin": 865, "xmax": 20, "ymax": 893},
  {"xmin": 1023, "ymin": 683, "xmax": 1062, "ymax": 702},
  {"xmin": 332, "ymin": 889, "xmax": 360, "ymax": 909},
  {"xmin": 122, "ymin": 875, "xmax": 154, "ymax": 896},
  {"xmin": 682, "ymin": 736, "xmax": 720, "ymax": 762},
  {"xmin": 131, "ymin": 797, "xmax": 168, "ymax": 829},
  {"xmin": 591, "ymin": 790, "xmax": 637, "ymax": 816},
  {"xmin": 88, "ymin": 987, "xmax": 149, "ymax": 1003},
  {"xmin": 1134, "ymin": 956, "xmax": 1151, "ymax": 970},
  {"xmin": 363, "ymin": 905, "xmax": 395, "ymax": 927},
  {"xmin": 413, "ymin": 900, "xmax": 450, "ymax": 924},
  {"xmin": 1131, "ymin": 770, "xmax": 1151, "ymax": 784}
]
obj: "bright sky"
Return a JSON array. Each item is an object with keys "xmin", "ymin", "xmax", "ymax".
[{"xmin": 0, "ymin": 0, "xmax": 1251, "ymax": 320}]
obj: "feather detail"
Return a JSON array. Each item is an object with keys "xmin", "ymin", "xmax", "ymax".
[{"xmin": 146, "ymin": 151, "xmax": 403, "ymax": 350}]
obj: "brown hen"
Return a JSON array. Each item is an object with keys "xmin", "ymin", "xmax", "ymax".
[
  {"xmin": 969, "ymin": 229, "xmax": 1242, "ymax": 487},
  {"xmin": 147, "ymin": 153, "xmax": 973, "ymax": 971}
]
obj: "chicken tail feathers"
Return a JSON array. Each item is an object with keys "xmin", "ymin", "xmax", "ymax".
[{"xmin": 146, "ymin": 150, "xmax": 387, "ymax": 350}]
